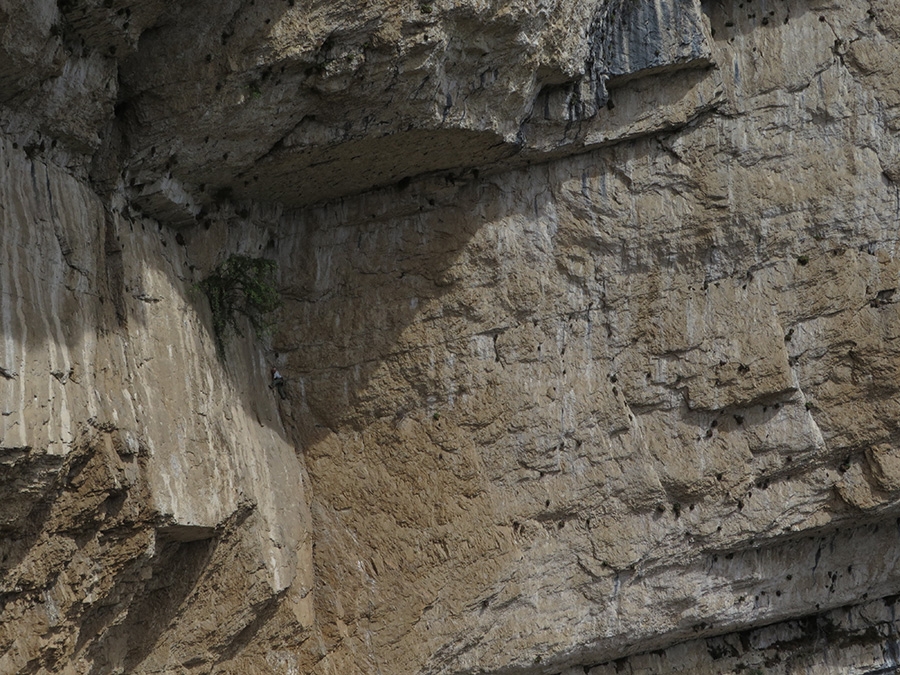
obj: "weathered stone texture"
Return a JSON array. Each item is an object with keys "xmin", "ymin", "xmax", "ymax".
[
  {"xmin": 3, "ymin": 0, "xmax": 900, "ymax": 673},
  {"xmin": 0, "ymin": 136, "xmax": 312, "ymax": 673}
]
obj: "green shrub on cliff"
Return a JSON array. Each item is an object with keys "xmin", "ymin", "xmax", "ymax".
[{"xmin": 199, "ymin": 254, "xmax": 281, "ymax": 356}]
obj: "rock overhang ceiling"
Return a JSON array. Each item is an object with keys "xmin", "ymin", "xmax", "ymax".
[{"xmin": 2, "ymin": 0, "xmax": 718, "ymax": 220}]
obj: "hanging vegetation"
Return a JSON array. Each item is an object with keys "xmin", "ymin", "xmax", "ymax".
[{"xmin": 199, "ymin": 254, "xmax": 282, "ymax": 356}]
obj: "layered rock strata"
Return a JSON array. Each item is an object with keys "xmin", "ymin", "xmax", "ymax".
[{"xmin": 2, "ymin": 0, "xmax": 900, "ymax": 673}]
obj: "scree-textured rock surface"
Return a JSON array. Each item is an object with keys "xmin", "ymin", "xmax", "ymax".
[{"xmin": 3, "ymin": 0, "xmax": 900, "ymax": 673}]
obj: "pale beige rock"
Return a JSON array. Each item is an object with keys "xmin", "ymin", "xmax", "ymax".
[
  {"xmin": 4, "ymin": 0, "xmax": 900, "ymax": 673},
  {"xmin": 866, "ymin": 444, "xmax": 900, "ymax": 492},
  {"xmin": 0, "ymin": 135, "xmax": 312, "ymax": 673}
]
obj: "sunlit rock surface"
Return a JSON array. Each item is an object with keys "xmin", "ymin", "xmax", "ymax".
[{"xmin": 3, "ymin": 0, "xmax": 900, "ymax": 673}]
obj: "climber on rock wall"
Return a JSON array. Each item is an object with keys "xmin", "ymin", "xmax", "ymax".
[{"xmin": 270, "ymin": 367, "xmax": 286, "ymax": 400}]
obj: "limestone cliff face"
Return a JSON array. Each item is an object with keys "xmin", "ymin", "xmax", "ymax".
[
  {"xmin": 3, "ymin": 0, "xmax": 900, "ymax": 674},
  {"xmin": 0, "ymin": 136, "xmax": 314, "ymax": 673}
]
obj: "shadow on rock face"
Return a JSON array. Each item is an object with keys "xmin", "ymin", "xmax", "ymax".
[{"xmin": 82, "ymin": 536, "xmax": 217, "ymax": 675}]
